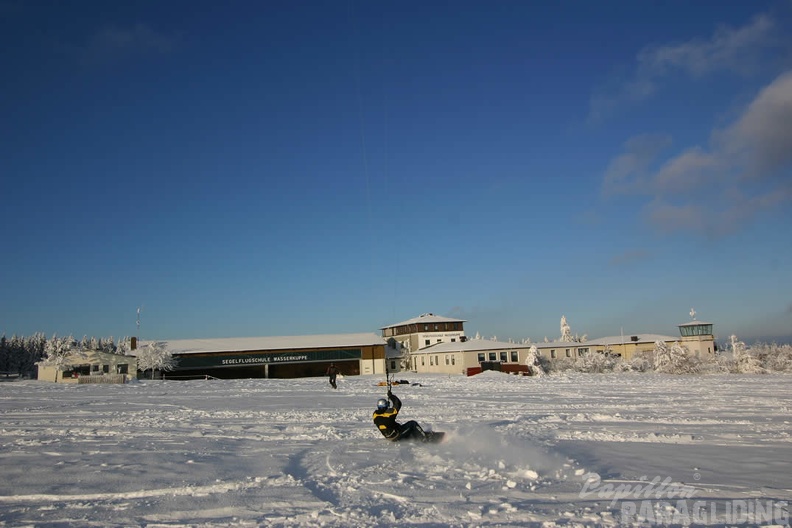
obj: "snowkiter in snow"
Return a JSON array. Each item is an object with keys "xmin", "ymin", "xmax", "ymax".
[
  {"xmin": 326, "ymin": 363, "xmax": 339, "ymax": 389},
  {"xmin": 372, "ymin": 390, "xmax": 429, "ymax": 441}
]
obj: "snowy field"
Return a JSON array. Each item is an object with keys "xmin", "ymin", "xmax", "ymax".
[{"xmin": 1, "ymin": 372, "xmax": 790, "ymax": 527}]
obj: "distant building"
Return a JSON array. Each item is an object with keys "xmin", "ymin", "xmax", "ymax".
[
  {"xmin": 140, "ymin": 333, "xmax": 387, "ymax": 380},
  {"xmin": 383, "ymin": 312, "xmax": 716, "ymax": 375},
  {"xmin": 37, "ymin": 350, "xmax": 137, "ymax": 383},
  {"xmin": 128, "ymin": 313, "xmax": 715, "ymax": 380},
  {"xmin": 406, "ymin": 338, "xmax": 535, "ymax": 375},
  {"xmin": 550, "ymin": 319, "xmax": 716, "ymax": 362},
  {"xmin": 381, "ymin": 313, "xmax": 466, "ymax": 354},
  {"xmin": 381, "ymin": 313, "xmax": 531, "ymax": 375}
]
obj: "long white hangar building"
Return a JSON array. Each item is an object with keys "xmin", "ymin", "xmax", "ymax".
[{"xmin": 140, "ymin": 333, "xmax": 388, "ymax": 380}]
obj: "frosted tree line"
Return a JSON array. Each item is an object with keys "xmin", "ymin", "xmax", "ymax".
[
  {"xmin": 0, "ymin": 334, "xmax": 159, "ymax": 379},
  {"xmin": 2, "ymin": 330, "xmax": 790, "ymax": 380},
  {"xmin": 538, "ymin": 336, "xmax": 792, "ymax": 375},
  {"xmin": 522, "ymin": 316, "xmax": 792, "ymax": 375},
  {"xmin": 0, "ymin": 334, "xmax": 126, "ymax": 378}
]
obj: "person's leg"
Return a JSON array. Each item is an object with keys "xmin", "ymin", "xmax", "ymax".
[{"xmin": 398, "ymin": 420, "xmax": 426, "ymax": 440}]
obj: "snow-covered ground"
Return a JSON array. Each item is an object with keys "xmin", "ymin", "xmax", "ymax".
[{"xmin": 1, "ymin": 372, "xmax": 790, "ymax": 527}]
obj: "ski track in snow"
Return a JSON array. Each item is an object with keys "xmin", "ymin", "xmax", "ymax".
[{"xmin": 0, "ymin": 373, "xmax": 790, "ymax": 526}]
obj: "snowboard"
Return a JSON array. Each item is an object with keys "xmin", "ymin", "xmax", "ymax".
[{"xmin": 422, "ymin": 432, "xmax": 445, "ymax": 443}]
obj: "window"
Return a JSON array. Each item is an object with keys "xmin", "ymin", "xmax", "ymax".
[
  {"xmin": 117, "ymin": 364, "xmax": 129, "ymax": 374},
  {"xmin": 565, "ymin": 349, "xmax": 571, "ymax": 358},
  {"xmin": 421, "ymin": 356, "xmax": 425, "ymax": 366},
  {"xmin": 434, "ymin": 324, "xmax": 439, "ymax": 330},
  {"xmin": 500, "ymin": 352, "xmax": 507, "ymax": 362},
  {"xmin": 551, "ymin": 350, "xmax": 557, "ymax": 359},
  {"xmin": 390, "ymin": 360, "xmax": 397, "ymax": 370},
  {"xmin": 451, "ymin": 356, "xmax": 455, "ymax": 365},
  {"xmin": 511, "ymin": 351, "xmax": 518, "ymax": 362},
  {"xmin": 424, "ymin": 325, "xmax": 429, "ymax": 331},
  {"xmin": 437, "ymin": 339, "xmax": 441, "ymax": 343},
  {"xmin": 451, "ymin": 338, "xmax": 456, "ymax": 342},
  {"xmin": 478, "ymin": 353, "xmax": 485, "ymax": 362},
  {"xmin": 488, "ymin": 352, "xmax": 497, "ymax": 361},
  {"xmin": 445, "ymin": 355, "xmax": 449, "ymax": 365},
  {"xmin": 578, "ymin": 348, "xmax": 589, "ymax": 357},
  {"xmin": 102, "ymin": 365, "xmax": 109, "ymax": 373},
  {"xmin": 425, "ymin": 340, "xmax": 430, "ymax": 346},
  {"xmin": 430, "ymin": 356, "xmax": 434, "ymax": 366}
]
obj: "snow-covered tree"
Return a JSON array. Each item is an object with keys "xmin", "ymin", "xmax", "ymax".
[
  {"xmin": 0, "ymin": 335, "xmax": 10, "ymax": 374},
  {"xmin": 752, "ymin": 342, "xmax": 792, "ymax": 372},
  {"xmin": 39, "ymin": 334, "xmax": 79, "ymax": 382},
  {"xmin": 98, "ymin": 337, "xmax": 115, "ymax": 353},
  {"xmin": 524, "ymin": 345, "xmax": 545, "ymax": 376},
  {"xmin": 116, "ymin": 337, "xmax": 131, "ymax": 356},
  {"xmin": 614, "ymin": 350, "xmax": 652, "ymax": 372},
  {"xmin": 7, "ymin": 335, "xmax": 25, "ymax": 375},
  {"xmin": 21, "ymin": 333, "xmax": 47, "ymax": 377},
  {"xmin": 575, "ymin": 350, "xmax": 618, "ymax": 373},
  {"xmin": 560, "ymin": 315, "xmax": 573, "ymax": 341},
  {"xmin": 136, "ymin": 342, "xmax": 177, "ymax": 379},
  {"xmin": 653, "ymin": 341, "xmax": 699, "ymax": 374},
  {"xmin": 731, "ymin": 335, "xmax": 765, "ymax": 374}
]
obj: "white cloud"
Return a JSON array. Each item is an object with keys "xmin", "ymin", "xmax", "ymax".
[
  {"xmin": 590, "ymin": 11, "xmax": 784, "ymax": 121},
  {"xmin": 651, "ymin": 147, "xmax": 721, "ymax": 195},
  {"xmin": 603, "ymin": 71, "xmax": 792, "ymax": 236},
  {"xmin": 602, "ymin": 134, "xmax": 672, "ymax": 196},
  {"xmin": 636, "ymin": 13, "xmax": 776, "ymax": 78},
  {"xmin": 717, "ymin": 70, "xmax": 792, "ymax": 177}
]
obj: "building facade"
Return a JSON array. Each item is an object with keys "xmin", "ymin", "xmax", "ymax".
[
  {"xmin": 381, "ymin": 313, "xmax": 467, "ymax": 354},
  {"xmin": 385, "ymin": 313, "xmax": 716, "ymax": 375},
  {"xmin": 37, "ymin": 350, "xmax": 137, "ymax": 383},
  {"xmin": 406, "ymin": 338, "xmax": 536, "ymax": 375},
  {"xmin": 144, "ymin": 333, "xmax": 387, "ymax": 380}
]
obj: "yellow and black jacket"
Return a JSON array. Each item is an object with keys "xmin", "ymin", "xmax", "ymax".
[{"xmin": 372, "ymin": 393, "xmax": 402, "ymax": 440}]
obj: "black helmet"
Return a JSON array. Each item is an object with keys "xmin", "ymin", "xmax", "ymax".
[{"xmin": 376, "ymin": 398, "xmax": 389, "ymax": 410}]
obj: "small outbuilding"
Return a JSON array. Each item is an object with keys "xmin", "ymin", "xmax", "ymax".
[{"xmin": 37, "ymin": 350, "xmax": 137, "ymax": 383}]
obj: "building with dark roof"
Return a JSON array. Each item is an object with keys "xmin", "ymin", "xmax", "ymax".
[{"xmin": 138, "ymin": 333, "xmax": 387, "ymax": 380}]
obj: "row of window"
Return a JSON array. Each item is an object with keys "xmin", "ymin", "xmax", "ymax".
[
  {"xmin": 63, "ymin": 364, "xmax": 130, "ymax": 377},
  {"xmin": 546, "ymin": 347, "xmax": 589, "ymax": 359},
  {"xmin": 424, "ymin": 337, "xmax": 457, "ymax": 346},
  {"xmin": 405, "ymin": 346, "xmax": 602, "ymax": 371},
  {"xmin": 477, "ymin": 351, "xmax": 520, "ymax": 363},
  {"xmin": 388, "ymin": 322, "xmax": 463, "ymax": 336},
  {"xmin": 408, "ymin": 354, "xmax": 460, "ymax": 369},
  {"xmin": 679, "ymin": 324, "xmax": 713, "ymax": 337},
  {"xmin": 415, "ymin": 348, "xmax": 595, "ymax": 367}
]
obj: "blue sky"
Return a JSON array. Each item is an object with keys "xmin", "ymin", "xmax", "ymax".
[{"xmin": 2, "ymin": 1, "xmax": 791, "ymax": 344}]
